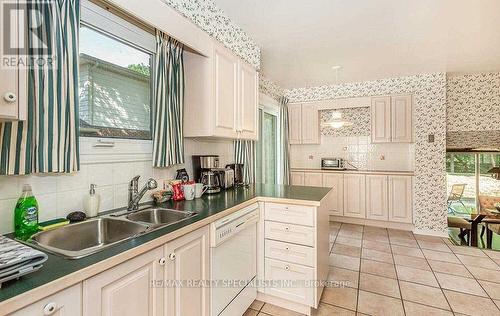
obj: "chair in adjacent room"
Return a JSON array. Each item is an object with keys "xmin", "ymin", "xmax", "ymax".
[
  {"xmin": 447, "ymin": 216, "xmax": 471, "ymax": 245},
  {"xmin": 447, "ymin": 184, "xmax": 468, "ymax": 214},
  {"xmin": 479, "ymin": 195, "xmax": 500, "ymax": 249}
]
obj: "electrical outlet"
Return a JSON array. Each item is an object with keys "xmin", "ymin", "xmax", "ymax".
[
  {"xmin": 428, "ymin": 134, "xmax": 435, "ymax": 143},
  {"xmin": 308, "ymin": 155, "xmax": 314, "ymax": 160}
]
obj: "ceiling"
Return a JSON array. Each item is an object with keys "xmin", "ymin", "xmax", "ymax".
[{"xmin": 215, "ymin": 0, "xmax": 500, "ymax": 89}]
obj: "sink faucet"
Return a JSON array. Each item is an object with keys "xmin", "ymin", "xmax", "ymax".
[{"xmin": 128, "ymin": 175, "xmax": 158, "ymax": 211}]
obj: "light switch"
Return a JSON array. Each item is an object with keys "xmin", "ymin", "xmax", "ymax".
[{"xmin": 308, "ymin": 155, "xmax": 314, "ymax": 160}]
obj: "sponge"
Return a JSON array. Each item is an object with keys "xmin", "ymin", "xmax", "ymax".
[{"xmin": 38, "ymin": 218, "xmax": 70, "ymax": 231}]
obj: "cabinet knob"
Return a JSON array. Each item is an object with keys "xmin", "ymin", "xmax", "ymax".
[
  {"xmin": 285, "ymin": 247, "xmax": 290, "ymax": 251},
  {"xmin": 168, "ymin": 253, "xmax": 176, "ymax": 261},
  {"xmin": 43, "ymin": 302, "xmax": 57, "ymax": 315},
  {"xmin": 159, "ymin": 257, "xmax": 166, "ymax": 266},
  {"xmin": 284, "ymin": 265, "xmax": 290, "ymax": 271},
  {"xmin": 3, "ymin": 92, "xmax": 16, "ymax": 103},
  {"xmin": 284, "ymin": 227, "xmax": 290, "ymax": 232}
]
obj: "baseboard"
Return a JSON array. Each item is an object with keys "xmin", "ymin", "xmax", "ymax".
[
  {"xmin": 412, "ymin": 228, "xmax": 449, "ymax": 238},
  {"xmin": 329, "ymin": 216, "xmax": 414, "ymax": 231}
]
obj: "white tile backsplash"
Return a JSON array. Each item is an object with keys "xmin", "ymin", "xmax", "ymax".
[
  {"xmin": 290, "ymin": 135, "xmax": 414, "ymax": 171},
  {"xmin": 0, "ymin": 138, "xmax": 234, "ymax": 234}
]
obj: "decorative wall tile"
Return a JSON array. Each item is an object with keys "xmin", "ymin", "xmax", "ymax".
[
  {"xmin": 259, "ymin": 74, "xmax": 285, "ymax": 101},
  {"xmin": 320, "ymin": 107, "xmax": 370, "ymax": 137},
  {"xmin": 447, "ymin": 73, "xmax": 500, "ymax": 132},
  {"xmin": 285, "ymin": 73, "xmax": 448, "ymax": 233},
  {"xmin": 162, "ymin": 0, "xmax": 261, "ymax": 69}
]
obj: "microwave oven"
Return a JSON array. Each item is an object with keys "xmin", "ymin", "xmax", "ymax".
[{"xmin": 321, "ymin": 157, "xmax": 346, "ymax": 170}]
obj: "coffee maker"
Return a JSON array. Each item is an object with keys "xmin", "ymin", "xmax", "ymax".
[{"xmin": 192, "ymin": 155, "xmax": 221, "ymax": 194}]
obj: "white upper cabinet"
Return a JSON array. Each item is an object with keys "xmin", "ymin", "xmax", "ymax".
[
  {"xmin": 214, "ymin": 45, "xmax": 239, "ymax": 138},
  {"xmin": 371, "ymin": 96, "xmax": 391, "ymax": 143},
  {"xmin": 0, "ymin": 2, "xmax": 26, "ymax": 121},
  {"xmin": 301, "ymin": 103, "xmax": 320, "ymax": 144},
  {"xmin": 238, "ymin": 61, "xmax": 258, "ymax": 139},
  {"xmin": 184, "ymin": 42, "xmax": 258, "ymax": 140},
  {"xmin": 365, "ymin": 175, "xmax": 389, "ymax": 221},
  {"xmin": 391, "ymin": 95, "xmax": 413, "ymax": 142},
  {"xmin": 288, "ymin": 104, "xmax": 302, "ymax": 144},
  {"xmin": 371, "ymin": 95, "xmax": 412, "ymax": 143},
  {"xmin": 288, "ymin": 103, "xmax": 320, "ymax": 145},
  {"xmin": 388, "ymin": 175, "xmax": 413, "ymax": 223}
]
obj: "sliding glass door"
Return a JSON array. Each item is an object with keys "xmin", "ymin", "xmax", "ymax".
[
  {"xmin": 256, "ymin": 109, "xmax": 278, "ymax": 184},
  {"xmin": 446, "ymin": 152, "xmax": 500, "ymax": 214}
]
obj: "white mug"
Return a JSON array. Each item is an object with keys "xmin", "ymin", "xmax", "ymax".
[
  {"xmin": 194, "ymin": 183, "xmax": 207, "ymax": 198},
  {"xmin": 182, "ymin": 184, "xmax": 195, "ymax": 200}
]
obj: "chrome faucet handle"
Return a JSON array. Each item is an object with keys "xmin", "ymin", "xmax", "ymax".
[{"xmin": 146, "ymin": 178, "xmax": 158, "ymax": 190}]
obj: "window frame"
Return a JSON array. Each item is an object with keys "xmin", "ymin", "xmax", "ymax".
[{"xmin": 79, "ymin": 0, "xmax": 156, "ymax": 140}]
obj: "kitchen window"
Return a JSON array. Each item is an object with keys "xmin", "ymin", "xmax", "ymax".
[{"xmin": 79, "ymin": 1, "xmax": 156, "ymax": 139}]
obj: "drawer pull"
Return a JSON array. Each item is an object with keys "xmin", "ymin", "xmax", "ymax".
[
  {"xmin": 285, "ymin": 247, "xmax": 290, "ymax": 251},
  {"xmin": 3, "ymin": 92, "xmax": 16, "ymax": 103},
  {"xmin": 159, "ymin": 257, "xmax": 166, "ymax": 265},
  {"xmin": 284, "ymin": 265, "xmax": 290, "ymax": 271},
  {"xmin": 284, "ymin": 227, "xmax": 290, "ymax": 232},
  {"xmin": 169, "ymin": 253, "xmax": 176, "ymax": 261},
  {"xmin": 43, "ymin": 302, "xmax": 57, "ymax": 315}
]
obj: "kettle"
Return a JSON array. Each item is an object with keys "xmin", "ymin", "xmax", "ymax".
[{"xmin": 200, "ymin": 171, "xmax": 221, "ymax": 194}]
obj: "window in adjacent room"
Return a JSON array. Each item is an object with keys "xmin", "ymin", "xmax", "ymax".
[
  {"xmin": 256, "ymin": 108, "xmax": 278, "ymax": 184},
  {"xmin": 79, "ymin": 1, "xmax": 155, "ymax": 139}
]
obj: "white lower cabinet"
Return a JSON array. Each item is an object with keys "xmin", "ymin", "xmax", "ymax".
[
  {"xmin": 82, "ymin": 226, "xmax": 210, "ymax": 316},
  {"xmin": 366, "ymin": 175, "xmax": 389, "ymax": 221},
  {"xmin": 10, "ymin": 284, "xmax": 82, "ymax": 316},
  {"xmin": 303, "ymin": 172, "xmax": 323, "ymax": 187},
  {"xmin": 322, "ymin": 174, "xmax": 344, "ymax": 216},
  {"xmin": 164, "ymin": 226, "xmax": 210, "ymax": 316},
  {"xmin": 343, "ymin": 174, "xmax": 366, "ymax": 218},
  {"xmin": 388, "ymin": 176, "xmax": 413, "ymax": 223},
  {"xmin": 264, "ymin": 258, "xmax": 314, "ymax": 305},
  {"xmin": 290, "ymin": 171, "xmax": 305, "ymax": 185},
  {"xmin": 83, "ymin": 247, "xmax": 164, "ymax": 316}
]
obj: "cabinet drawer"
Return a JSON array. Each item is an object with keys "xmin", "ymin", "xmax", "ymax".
[
  {"xmin": 264, "ymin": 203, "xmax": 315, "ymax": 227},
  {"xmin": 265, "ymin": 221, "xmax": 315, "ymax": 247},
  {"xmin": 265, "ymin": 240, "xmax": 315, "ymax": 267},
  {"xmin": 10, "ymin": 284, "xmax": 82, "ymax": 316},
  {"xmin": 264, "ymin": 258, "xmax": 314, "ymax": 306}
]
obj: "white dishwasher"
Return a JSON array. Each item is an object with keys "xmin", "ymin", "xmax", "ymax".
[{"xmin": 210, "ymin": 203, "xmax": 259, "ymax": 316}]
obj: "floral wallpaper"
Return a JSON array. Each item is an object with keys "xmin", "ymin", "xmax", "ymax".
[
  {"xmin": 320, "ymin": 107, "xmax": 370, "ymax": 137},
  {"xmin": 259, "ymin": 74, "xmax": 285, "ymax": 101},
  {"xmin": 447, "ymin": 73, "xmax": 500, "ymax": 132},
  {"xmin": 285, "ymin": 73, "xmax": 448, "ymax": 233},
  {"xmin": 162, "ymin": 0, "xmax": 261, "ymax": 69}
]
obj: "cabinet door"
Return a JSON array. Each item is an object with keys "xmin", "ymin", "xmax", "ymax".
[
  {"xmin": 239, "ymin": 62, "xmax": 258, "ymax": 140},
  {"xmin": 388, "ymin": 176, "xmax": 413, "ymax": 223},
  {"xmin": 10, "ymin": 284, "xmax": 82, "ymax": 316},
  {"xmin": 366, "ymin": 175, "xmax": 389, "ymax": 221},
  {"xmin": 304, "ymin": 172, "xmax": 323, "ymax": 187},
  {"xmin": 371, "ymin": 96, "xmax": 391, "ymax": 143},
  {"xmin": 301, "ymin": 103, "xmax": 319, "ymax": 144},
  {"xmin": 343, "ymin": 174, "xmax": 366, "ymax": 218},
  {"xmin": 288, "ymin": 104, "xmax": 302, "ymax": 144},
  {"xmin": 290, "ymin": 171, "xmax": 305, "ymax": 185},
  {"xmin": 164, "ymin": 226, "xmax": 210, "ymax": 316},
  {"xmin": 391, "ymin": 95, "xmax": 412, "ymax": 143},
  {"xmin": 83, "ymin": 247, "xmax": 164, "ymax": 316},
  {"xmin": 213, "ymin": 45, "xmax": 238, "ymax": 138},
  {"xmin": 322, "ymin": 174, "xmax": 344, "ymax": 216}
]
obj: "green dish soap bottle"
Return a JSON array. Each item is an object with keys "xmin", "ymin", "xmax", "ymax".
[{"xmin": 14, "ymin": 184, "xmax": 39, "ymax": 240}]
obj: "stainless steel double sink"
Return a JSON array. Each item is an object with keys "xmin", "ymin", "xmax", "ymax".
[{"xmin": 27, "ymin": 207, "xmax": 197, "ymax": 259}]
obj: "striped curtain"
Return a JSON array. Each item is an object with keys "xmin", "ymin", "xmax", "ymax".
[
  {"xmin": 234, "ymin": 140, "xmax": 255, "ymax": 184},
  {"xmin": 0, "ymin": 0, "xmax": 80, "ymax": 175},
  {"xmin": 152, "ymin": 31, "xmax": 185, "ymax": 167},
  {"xmin": 279, "ymin": 97, "xmax": 291, "ymax": 185}
]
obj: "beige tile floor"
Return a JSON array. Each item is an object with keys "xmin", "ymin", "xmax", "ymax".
[{"xmin": 245, "ymin": 222, "xmax": 500, "ymax": 316}]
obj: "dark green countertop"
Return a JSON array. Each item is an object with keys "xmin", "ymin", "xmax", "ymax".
[{"xmin": 0, "ymin": 184, "xmax": 330, "ymax": 305}]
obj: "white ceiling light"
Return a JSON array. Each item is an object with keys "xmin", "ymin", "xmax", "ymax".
[{"xmin": 322, "ymin": 111, "xmax": 353, "ymax": 129}]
